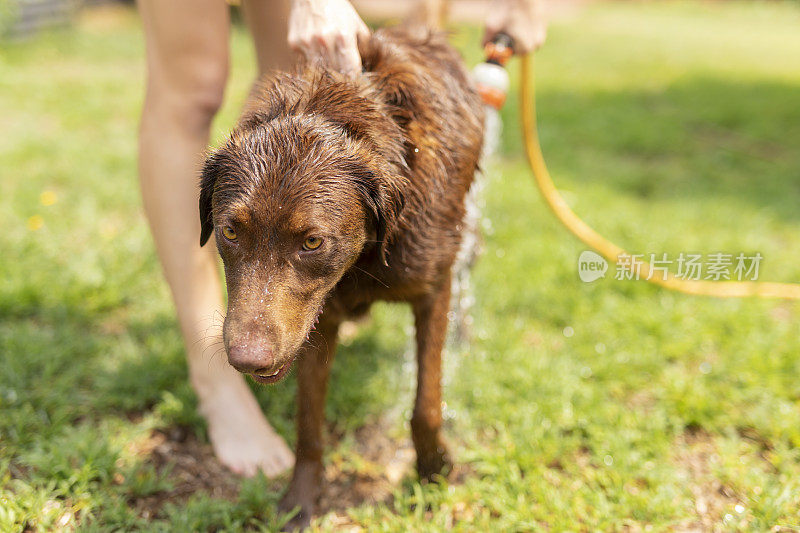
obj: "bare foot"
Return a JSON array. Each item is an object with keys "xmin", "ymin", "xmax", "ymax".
[{"xmin": 191, "ymin": 360, "xmax": 294, "ymax": 478}]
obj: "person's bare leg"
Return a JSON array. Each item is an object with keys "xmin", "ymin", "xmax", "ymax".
[
  {"xmin": 138, "ymin": 0, "xmax": 293, "ymax": 477},
  {"xmin": 241, "ymin": 0, "xmax": 297, "ymax": 77}
]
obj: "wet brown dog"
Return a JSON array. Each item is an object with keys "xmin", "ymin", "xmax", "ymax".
[{"xmin": 199, "ymin": 27, "xmax": 483, "ymax": 529}]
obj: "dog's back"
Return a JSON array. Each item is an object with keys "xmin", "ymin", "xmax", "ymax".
[
  {"xmin": 348, "ymin": 28, "xmax": 486, "ymax": 304},
  {"xmin": 360, "ymin": 28, "xmax": 486, "ymax": 285}
]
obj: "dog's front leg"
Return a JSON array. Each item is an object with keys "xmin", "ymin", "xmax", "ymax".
[
  {"xmin": 279, "ymin": 320, "xmax": 338, "ymax": 531},
  {"xmin": 411, "ymin": 275, "xmax": 452, "ymax": 481}
]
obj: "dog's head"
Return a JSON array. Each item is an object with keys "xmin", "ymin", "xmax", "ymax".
[{"xmin": 199, "ymin": 70, "xmax": 407, "ymax": 383}]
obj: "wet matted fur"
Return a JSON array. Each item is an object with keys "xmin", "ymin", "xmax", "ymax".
[{"xmin": 199, "ymin": 26, "xmax": 484, "ymax": 528}]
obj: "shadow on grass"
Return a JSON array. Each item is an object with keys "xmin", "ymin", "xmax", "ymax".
[{"xmin": 503, "ymin": 75, "xmax": 800, "ymax": 221}]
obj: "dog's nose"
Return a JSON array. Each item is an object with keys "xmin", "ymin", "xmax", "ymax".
[{"xmin": 227, "ymin": 343, "xmax": 275, "ymax": 375}]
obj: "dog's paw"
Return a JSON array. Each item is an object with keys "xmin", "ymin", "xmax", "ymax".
[
  {"xmin": 416, "ymin": 442, "xmax": 451, "ymax": 482},
  {"xmin": 278, "ymin": 491, "xmax": 315, "ymax": 531},
  {"xmin": 278, "ymin": 462, "xmax": 322, "ymax": 531},
  {"xmin": 278, "ymin": 500, "xmax": 312, "ymax": 532}
]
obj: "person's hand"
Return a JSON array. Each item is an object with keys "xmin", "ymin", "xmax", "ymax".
[
  {"xmin": 483, "ymin": 0, "xmax": 546, "ymax": 54},
  {"xmin": 288, "ymin": 0, "xmax": 370, "ymax": 75}
]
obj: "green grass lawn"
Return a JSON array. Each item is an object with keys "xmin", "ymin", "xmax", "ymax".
[{"xmin": 2, "ymin": 1, "xmax": 800, "ymax": 530}]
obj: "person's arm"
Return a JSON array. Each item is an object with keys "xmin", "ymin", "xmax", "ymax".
[
  {"xmin": 483, "ymin": 0, "xmax": 547, "ymax": 53},
  {"xmin": 288, "ymin": 0, "xmax": 369, "ymax": 75}
]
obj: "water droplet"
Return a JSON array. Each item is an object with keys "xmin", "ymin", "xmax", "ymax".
[
  {"xmin": 4, "ymin": 389, "xmax": 17, "ymax": 403},
  {"xmin": 595, "ymin": 342, "xmax": 606, "ymax": 354},
  {"xmin": 580, "ymin": 366, "xmax": 592, "ymax": 379},
  {"xmin": 563, "ymin": 326, "xmax": 574, "ymax": 338},
  {"xmin": 603, "ymin": 455, "xmax": 613, "ymax": 466},
  {"xmin": 734, "ymin": 504, "xmax": 745, "ymax": 514}
]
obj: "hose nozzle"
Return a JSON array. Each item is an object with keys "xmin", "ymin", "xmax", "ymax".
[{"xmin": 485, "ymin": 32, "xmax": 515, "ymax": 66}]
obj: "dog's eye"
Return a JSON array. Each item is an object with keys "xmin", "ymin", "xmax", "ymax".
[
  {"xmin": 302, "ymin": 236, "xmax": 323, "ymax": 251},
  {"xmin": 221, "ymin": 226, "xmax": 238, "ymax": 241}
]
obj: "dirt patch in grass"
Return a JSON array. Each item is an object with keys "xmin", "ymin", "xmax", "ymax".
[
  {"xmin": 124, "ymin": 427, "xmax": 244, "ymax": 520},
  {"xmin": 672, "ymin": 427, "xmax": 743, "ymax": 532},
  {"xmin": 319, "ymin": 419, "xmax": 472, "ymax": 527},
  {"xmin": 317, "ymin": 422, "xmax": 413, "ymax": 523},
  {"xmin": 126, "ymin": 418, "xmax": 467, "ymax": 525}
]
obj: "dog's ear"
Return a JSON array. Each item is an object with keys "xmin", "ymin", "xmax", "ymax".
[
  {"xmin": 372, "ymin": 182, "xmax": 404, "ymax": 266},
  {"xmin": 199, "ymin": 154, "xmax": 221, "ymax": 247},
  {"xmin": 348, "ymin": 162, "xmax": 405, "ymax": 266}
]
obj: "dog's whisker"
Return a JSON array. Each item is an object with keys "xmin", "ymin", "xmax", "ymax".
[
  {"xmin": 201, "ymin": 346, "xmax": 225, "ymax": 363},
  {"xmin": 351, "ymin": 265, "xmax": 389, "ymax": 288},
  {"xmin": 200, "ymin": 338, "xmax": 225, "ymax": 352},
  {"xmin": 205, "ymin": 347, "xmax": 228, "ymax": 369}
]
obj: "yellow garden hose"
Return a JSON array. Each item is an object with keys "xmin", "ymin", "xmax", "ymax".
[{"xmin": 518, "ymin": 53, "xmax": 800, "ymax": 300}]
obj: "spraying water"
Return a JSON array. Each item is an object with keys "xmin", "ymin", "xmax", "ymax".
[{"xmin": 449, "ymin": 34, "xmax": 513, "ymax": 348}]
